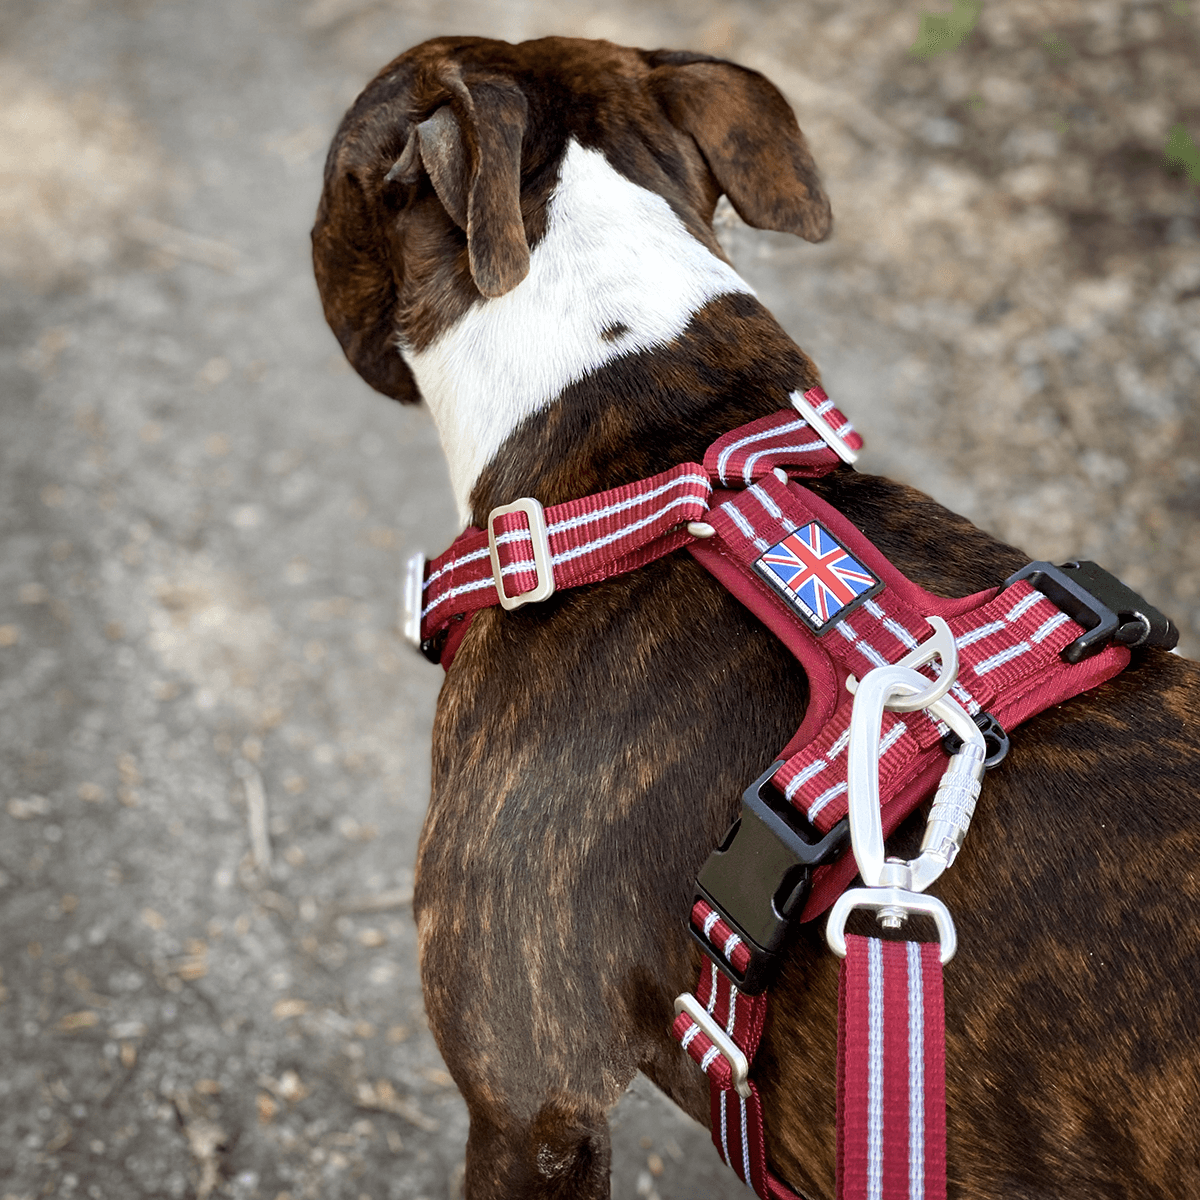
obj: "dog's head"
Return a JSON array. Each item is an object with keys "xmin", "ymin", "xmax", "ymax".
[{"xmin": 312, "ymin": 35, "xmax": 831, "ymax": 404}]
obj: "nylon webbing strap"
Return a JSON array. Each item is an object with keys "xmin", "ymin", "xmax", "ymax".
[
  {"xmin": 670, "ymin": 956, "xmax": 805, "ymax": 1199},
  {"xmin": 419, "ymin": 463, "xmax": 712, "ymax": 640},
  {"xmin": 417, "ymin": 389, "xmax": 858, "ymax": 650},
  {"xmin": 703, "ymin": 389, "xmax": 862, "ymax": 487},
  {"xmin": 838, "ymin": 936, "xmax": 946, "ymax": 1200}
]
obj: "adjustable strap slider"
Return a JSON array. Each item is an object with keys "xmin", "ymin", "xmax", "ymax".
[{"xmin": 487, "ymin": 497, "xmax": 555, "ymax": 610}]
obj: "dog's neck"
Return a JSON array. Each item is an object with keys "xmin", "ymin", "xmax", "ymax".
[{"xmin": 402, "ymin": 139, "xmax": 770, "ymax": 524}]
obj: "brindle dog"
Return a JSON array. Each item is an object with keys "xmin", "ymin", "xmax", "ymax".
[{"xmin": 313, "ymin": 35, "xmax": 1200, "ymax": 1200}]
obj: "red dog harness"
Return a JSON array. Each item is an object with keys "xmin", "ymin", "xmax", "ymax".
[{"xmin": 407, "ymin": 389, "xmax": 1177, "ymax": 1200}]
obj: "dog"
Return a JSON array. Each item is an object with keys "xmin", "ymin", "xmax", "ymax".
[{"xmin": 312, "ymin": 35, "xmax": 1200, "ymax": 1200}]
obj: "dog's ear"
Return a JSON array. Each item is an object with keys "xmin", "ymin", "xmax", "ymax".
[
  {"xmin": 648, "ymin": 53, "xmax": 832, "ymax": 243},
  {"xmin": 413, "ymin": 78, "xmax": 530, "ymax": 298},
  {"xmin": 312, "ymin": 167, "xmax": 420, "ymax": 403}
]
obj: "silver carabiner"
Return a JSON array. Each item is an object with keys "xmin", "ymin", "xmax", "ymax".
[
  {"xmin": 845, "ymin": 664, "xmax": 985, "ymax": 894},
  {"xmin": 826, "ymin": 618, "xmax": 988, "ymax": 958}
]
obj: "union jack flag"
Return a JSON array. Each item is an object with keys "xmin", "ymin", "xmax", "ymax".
[{"xmin": 755, "ymin": 522, "xmax": 881, "ymax": 633}]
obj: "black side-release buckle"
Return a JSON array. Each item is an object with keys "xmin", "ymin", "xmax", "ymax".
[
  {"xmin": 1005, "ymin": 560, "xmax": 1179, "ymax": 664},
  {"xmin": 692, "ymin": 762, "xmax": 850, "ymax": 994}
]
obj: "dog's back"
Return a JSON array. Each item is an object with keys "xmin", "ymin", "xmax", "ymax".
[{"xmin": 314, "ymin": 36, "xmax": 1200, "ymax": 1200}]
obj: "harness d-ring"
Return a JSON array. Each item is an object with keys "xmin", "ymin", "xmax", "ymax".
[{"xmin": 845, "ymin": 615, "xmax": 958, "ymax": 712}]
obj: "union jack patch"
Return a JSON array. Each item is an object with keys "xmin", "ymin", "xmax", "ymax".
[{"xmin": 754, "ymin": 522, "xmax": 882, "ymax": 635}]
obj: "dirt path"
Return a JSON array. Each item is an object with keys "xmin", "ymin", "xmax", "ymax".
[{"xmin": 1, "ymin": 2, "xmax": 1196, "ymax": 1198}]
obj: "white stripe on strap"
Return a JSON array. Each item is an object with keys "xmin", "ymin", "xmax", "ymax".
[
  {"xmin": 867, "ymin": 937, "xmax": 884, "ymax": 1200},
  {"xmin": 715, "ymin": 416, "xmax": 808, "ymax": 483},
  {"xmin": 723, "ymin": 502, "xmax": 771, "ymax": 552},
  {"xmin": 545, "ymin": 472, "xmax": 711, "ymax": 536},
  {"xmin": 1031, "ymin": 611, "xmax": 1071, "ymax": 643},
  {"xmin": 907, "ymin": 940, "xmax": 925, "ymax": 1200},
  {"xmin": 1005, "ymin": 589, "xmax": 1043, "ymax": 622},
  {"xmin": 740, "ymin": 1092, "xmax": 752, "ymax": 1185},
  {"xmin": 741, "ymin": 438, "xmax": 827, "ymax": 484},
  {"xmin": 807, "ymin": 779, "xmax": 848, "ymax": 824},
  {"xmin": 973, "ymin": 641, "xmax": 1031, "ymax": 676},
  {"xmin": 549, "ymin": 494, "xmax": 705, "ymax": 567}
]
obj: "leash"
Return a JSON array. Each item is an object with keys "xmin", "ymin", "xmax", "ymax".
[{"xmin": 404, "ymin": 389, "xmax": 1177, "ymax": 1200}]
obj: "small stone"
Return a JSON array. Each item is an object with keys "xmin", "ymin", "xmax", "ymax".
[
  {"xmin": 198, "ymin": 359, "xmax": 231, "ymax": 388},
  {"xmin": 8, "ymin": 795, "xmax": 50, "ymax": 819},
  {"xmin": 77, "ymin": 782, "xmax": 106, "ymax": 803},
  {"xmin": 57, "ymin": 1010, "xmax": 100, "ymax": 1033},
  {"xmin": 0, "ymin": 625, "xmax": 19, "ymax": 647},
  {"xmin": 276, "ymin": 1069, "xmax": 307, "ymax": 1102}
]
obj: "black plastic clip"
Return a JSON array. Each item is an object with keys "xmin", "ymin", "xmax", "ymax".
[
  {"xmin": 1005, "ymin": 560, "xmax": 1179, "ymax": 664},
  {"xmin": 942, "ymin": 710, "xmax": 1009, "ymax": 770},
  {"xmin": 692, "ymin": 762, "xmax": 851, "ymax": 994}
]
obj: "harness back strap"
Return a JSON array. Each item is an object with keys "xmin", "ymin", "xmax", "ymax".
[
  {"xmin": 679, "ymin": 478, "xmax": 1130, "ymax": 1200},
  {"xmin": 686, "ymin": 475, "xmax": 1131, "ymax": 930}
]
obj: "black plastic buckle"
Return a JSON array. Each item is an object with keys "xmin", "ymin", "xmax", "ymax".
[
  {"xmin": 692, "ymin": 762, "xmax": 851, "ymax": 994},
  {"xmin": 1005, "ymin": 560, "xmax": 1178, "ymax": 664}
]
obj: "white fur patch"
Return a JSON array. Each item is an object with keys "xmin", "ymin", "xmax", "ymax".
[{"xmin": 402, "ymin": 140, "xmax": 755, "ymax": 519}]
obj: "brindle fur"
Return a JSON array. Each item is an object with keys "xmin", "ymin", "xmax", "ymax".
[{"xmin": 313, "ymin": 36, "xmax": 1200, "ymax": 1200}]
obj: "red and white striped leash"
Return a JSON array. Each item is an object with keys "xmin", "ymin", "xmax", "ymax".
[{"xmin": 837, "ymin": 936, "xmax": 946, "ymax": 1200}]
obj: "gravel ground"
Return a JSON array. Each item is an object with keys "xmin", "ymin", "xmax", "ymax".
[{"xmin": 1, "ymin": 2, "xmax": 1197, "ymax": 1199}]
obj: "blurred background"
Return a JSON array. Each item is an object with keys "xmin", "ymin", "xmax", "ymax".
[{"xmin": 1, "ymin": 2, "xmax": 1197, "ymax": 1198}]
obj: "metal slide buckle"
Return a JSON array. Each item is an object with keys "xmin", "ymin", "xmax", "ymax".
[
  {"xmin": 487, "ymin": 497, "xmax": 555, "ymax": 611},
  {"xmin": 790, "ymin": 388, "xmax": 859, "ymax": 465},
  {"xmin": 692, "ymin": 762, "xmax": 851, "ymax": 994},
  {"xmin": 673, "ymin": 992, "xmax": 752, "ymax": 1098},
  {"xmin": 1006, "ymin": 560, "xmax": 1179, "ymax": 663},
  {"xmin": 401, "ymin": 550, "xmax": 427, "ymax": 649}
]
